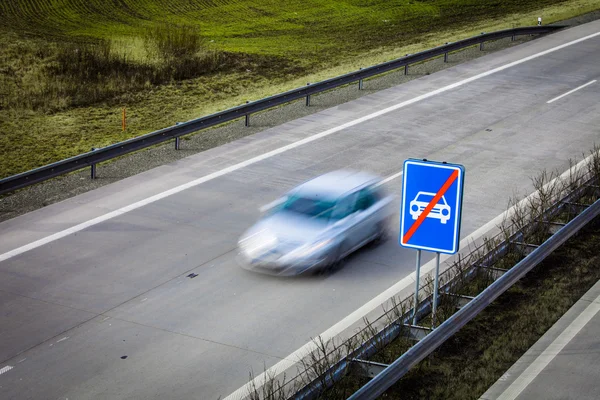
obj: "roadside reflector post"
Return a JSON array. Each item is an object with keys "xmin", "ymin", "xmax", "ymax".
[
  {"xmin": 432, "ymin": 252, "xmax": 441, "ymax": 328},
  {"xmin": 306, "ymin": 83, "xmax": 311, "ymax": 106},
  {"xmin": 412, "ymin": 249, "xmax": 422, "ymax": 325},
  {"xmin": 359, "ymin": 68, "xmax": 364, "ymax": 90},
  {"xmin": 538, "ymin": 17, "xmax": 542, "ymax": 26},
  {"xmin": 90, "ymin": 148, "xmax": 97, "ymax": 179},
  {"xmin": 245, "ymin": 101, "xmax": 250, "ymax": 126}
]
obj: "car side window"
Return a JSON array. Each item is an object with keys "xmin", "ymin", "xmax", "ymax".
[
  {"xmin": 356, "ymin": 187, "xmax": 377, "ymax": 211},
  {"xmin": 371, "ymin": 185, "xmax": 384, "ymax": 202},
  {"xmin": 332, "ymin": 192, "xmax": 358, "ymax": 220}
]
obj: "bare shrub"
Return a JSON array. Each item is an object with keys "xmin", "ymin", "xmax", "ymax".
[
  {"xmin": 296, "ymin": 335, "xmax": 359, "ymax": 399},
  {"xmin": 246, "ymin": 366, "xmax": 292, "ymax": 400},
  {"xmin": 143, "ymin": 22, "xmax": 223, "ymax": 80}
]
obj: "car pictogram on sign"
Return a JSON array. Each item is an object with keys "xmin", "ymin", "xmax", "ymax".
[{"xmin": 409, "ymin": 191, "xmax": 451, "ymax": 224}]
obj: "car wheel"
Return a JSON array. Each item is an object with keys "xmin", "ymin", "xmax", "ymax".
[
  {"xmin": 373, "ymin": 221, "xmax": 389, "ymax": 246},
  {"xmin": 323, "ymin": 242, "xmax": 347, "ymax": 273}
]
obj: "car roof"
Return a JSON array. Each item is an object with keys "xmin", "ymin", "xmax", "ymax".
[{"xmin": 292, "ymin": 170, "xmax": 381, "ymax": 200}]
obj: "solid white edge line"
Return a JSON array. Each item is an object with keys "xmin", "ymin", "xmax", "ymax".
[
  {"xmin": 2, "ymin": 31, "xmax": 600, "ymax": 265},
  {"xmin": 223, "ymin": 153, "xmax": 596, "ymax": 400},
  {"xmin": 496, "ymin": 292, "xmax": 600, "ymax": 400},
  {"xmin": 547, "ymin": 79, "xmax": 597, "ymax": 103}
]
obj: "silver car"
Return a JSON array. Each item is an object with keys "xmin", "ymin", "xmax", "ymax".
[{"xmin": 237, "ymin": 170, "xmax": 395, "ymax": 276}]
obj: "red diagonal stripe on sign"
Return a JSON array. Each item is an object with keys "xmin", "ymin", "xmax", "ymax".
[{"xmin": 403, "ymin": 169, "xmax": 459, "ymax": 243}]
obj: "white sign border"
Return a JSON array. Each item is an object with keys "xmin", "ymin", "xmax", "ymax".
[{"xmin": 399, "ymin": 159, "xmax": 464, "ymax": 254}]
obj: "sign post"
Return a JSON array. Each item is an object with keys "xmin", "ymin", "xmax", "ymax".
[
  {"xmin": 432, "ymin": 252, "xmax": 440, "ymax": 326},
  {"xmin": 412, "ymin": 249, "xmax": 421, "ymax": 325},
  {"xmin": 400, "ymin": 159, "xmax": 465, "ymax": 327}
]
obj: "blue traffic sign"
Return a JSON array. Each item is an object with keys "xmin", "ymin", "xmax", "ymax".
[{"xmin": 399, "ymin": 159, "xmax": 465, "ymax": 254}]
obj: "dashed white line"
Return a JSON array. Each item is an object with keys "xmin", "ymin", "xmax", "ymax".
[
  {"xmin": 1, "ymin": 31, "xmax": 599, "ymax": 265},
  {"xmin": 56, "ymin": 337, "xmax": 69, "ymax": 343},
  {"xmin": 547, "ymin": 79, "xmax": 597, "ymax": 103},
  {"xmin": 0, "ymin": 366, "xmax": 13, "ymax": 375}
]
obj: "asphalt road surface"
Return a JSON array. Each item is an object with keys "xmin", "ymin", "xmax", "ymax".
[{"xmin": 1, "ymin": 21, "xmax": 599, "ymax": 400}]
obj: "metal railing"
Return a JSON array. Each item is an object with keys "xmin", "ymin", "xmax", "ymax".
[{"xmin": 0, "ymin": 25, "xmax": 563, "ymax": 196}]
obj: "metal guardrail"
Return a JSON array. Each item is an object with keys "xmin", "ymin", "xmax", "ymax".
[
  {"xmin": 347, "ymin": 197, "xmax": 600, "ymax": 399},
  {"xmin": 0, "ymin": 25, "xmax": 563, "ymax": 196}
]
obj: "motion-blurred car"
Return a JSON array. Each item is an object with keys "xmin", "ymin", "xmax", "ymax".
[
  {"xmin": 237, "ymin": 170, "xmax": 395, "ymax": 276},
  {"xmin": 409, "ymin": 191, "xmax": 451, "ymax": 224}
]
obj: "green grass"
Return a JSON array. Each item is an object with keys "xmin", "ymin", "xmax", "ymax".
[{"xmin": 1, "ymin": 0, "xmax": 600, "ymax": 178}]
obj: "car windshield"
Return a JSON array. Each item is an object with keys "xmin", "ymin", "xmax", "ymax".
[
  {"xmin": 280, "ymin": 195, "xmax": 335, "ymax": 220},
  {"xmin": 417, "ymin": 193, "xmax": 434, "ymax": 202},
  {"xmin": 416, "ymin": 193, "xmax": 447, "ymax": 205}
]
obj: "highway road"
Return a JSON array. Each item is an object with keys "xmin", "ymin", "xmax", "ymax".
[{"xmin": 1, "ymin": 20, "xmax": 600, "ymax": 400}]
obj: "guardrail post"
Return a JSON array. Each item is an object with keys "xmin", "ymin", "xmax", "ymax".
[
  {"xmin": 306, "ymin": 83, "xmax": 311, "ymax": 106},
  {"xmin": 174, "ymin": 122, "xmax": 183, "ymax": 150},
  {"xmin": 511, "ymin": 34, "xmax": 516, "ymax": 41},
  {"xmin": 359, "ymin": 68, "xmax": 364, "ymax": 90},
  {"xmin": 90, "ymin": 148, "xmax": 97, "ymax": 179},
  {"xmin": 245, "ymin": 101, "xmax": 250, "ymax": 126},
  {"xmin": 480, "ymin": 32, "xmax": 485, "ymax": 51},
  {"xmin": 404, "ymin": 64, "xmax": 408, "ymax": 75}
]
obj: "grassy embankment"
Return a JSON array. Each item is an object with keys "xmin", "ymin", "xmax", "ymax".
[{"xmin": 1, "ymin": 0, "xmax": 600, "ymax": 178}]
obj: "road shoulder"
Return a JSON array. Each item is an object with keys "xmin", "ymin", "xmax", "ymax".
[{"xmin": 481, "ymin": 278, "xmax": 600, "ymax": 400}]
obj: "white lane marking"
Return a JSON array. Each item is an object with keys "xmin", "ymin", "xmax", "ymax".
[
  {"xmin": 2, "ymin": 31, "xmax": 600, "ymax": 264},
  {"xmin": 497, "ymin": 291, "xmax": 600, "ymax": 400},
  {"xmin": 547, "ymin": 79, "xmax": 597, "ymax": 103},
  {"xmin": 379, "ymin": 170, "xmax": 404, "ymax": 186},
  {"xmin": 224, "ymin": 154, "xmax": 595, "ymax": 400},
  {"xmin": 56, "ymin": 337, "xmax": 69, "ymax": 343},
  {"xmin": 0, "ymin": 366, "xmax": 13, "ymax": 375}
]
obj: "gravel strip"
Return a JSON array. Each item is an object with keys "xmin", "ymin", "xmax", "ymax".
[{"xmin": 1, "ymin": 12, "xmax": 599, "ymax": 223}]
